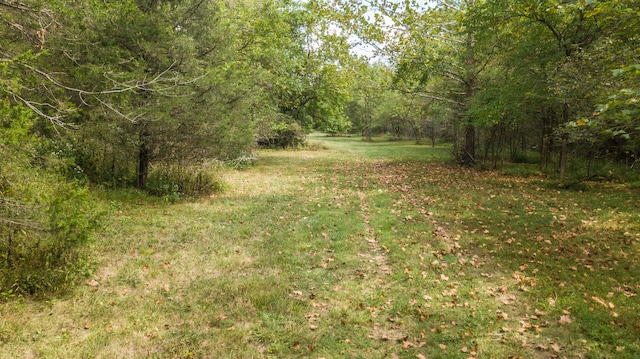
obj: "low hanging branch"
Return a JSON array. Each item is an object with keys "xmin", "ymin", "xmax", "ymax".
[{"xmin": 9, "ymin": 60, "xmax": 207, "ymax": 125}]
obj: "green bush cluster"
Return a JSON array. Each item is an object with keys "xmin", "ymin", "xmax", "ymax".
[
  {"xmin": 257, "ymin": 121, "xmax": 306, "ymax": 149},
  {"xmin": 0, "ymin": 102, "xmax": 98, "ymax": 298},
  {"xmin": 0, "ymin": 179, "xmax": 98, "ymax": 297}
]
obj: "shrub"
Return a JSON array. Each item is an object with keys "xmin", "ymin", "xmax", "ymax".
[
  {"xmin": 1, "ymin": 101, "xmax": 99, "ymax": 297},
  {"xmin": 256, "ymin": 121, "xmax": 306, "ymax": 149},
  {"xmin": 0, "ymin": 165, "xmax": 98, "ymax": 296}
]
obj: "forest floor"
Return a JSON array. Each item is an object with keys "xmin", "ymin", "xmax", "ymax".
[{"xmin": 1, "ymin": 135, "xmax": 639, "ymax": 358}]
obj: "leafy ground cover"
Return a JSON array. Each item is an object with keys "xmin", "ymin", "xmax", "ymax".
[{"xmin": 1, "ymin": 135, "xmax": 638, "ymax": 358}]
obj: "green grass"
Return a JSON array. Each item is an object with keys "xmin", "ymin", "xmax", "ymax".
[{"xmin": 1, "ymin": 137, "xmax": 639, "ymax": 358}]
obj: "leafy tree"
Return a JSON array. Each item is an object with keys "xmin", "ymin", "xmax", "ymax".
[
  {"xmin": 466, "ymin": 0, "xmax": 639, "ymax": 178},
  {"xmin": 345, "ymin": 60, "xmax": 391, "ymax": 141}
]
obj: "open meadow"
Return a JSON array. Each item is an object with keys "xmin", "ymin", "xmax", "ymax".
[{"xmin": 1, "ymin": 135, "xmax": 639, "ymax": 358}]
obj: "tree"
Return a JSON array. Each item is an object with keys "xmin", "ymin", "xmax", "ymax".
[
  {"xmin": 466, "ymin": 0, "xmax": 640, "ymax": 178},
  {"xmin": 344, "ymin": 60, "xmax": 392, "ymax": 141}
]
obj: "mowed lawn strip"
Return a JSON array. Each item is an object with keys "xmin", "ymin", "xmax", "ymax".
[{"xmin": 1, "ymin": 136, "xmax": 638, "ymax": 358}]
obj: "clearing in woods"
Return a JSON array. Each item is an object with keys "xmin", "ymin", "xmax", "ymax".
[{"xmin": 1, "ymin": 135, "xmax": 639, "ymax": 358}]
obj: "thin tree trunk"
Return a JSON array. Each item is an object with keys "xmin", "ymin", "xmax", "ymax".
[
  {"xmin": 462, "ymin": 122, "xmax": 476, "ymax": 166},
  {"xmin": 540, "ymin": 108, "xmax": 554, "ymax": 171},
  {"xmin": 7, "ymin": 229, "xmax": 14, "ymax": 270},
  {"xmin": 587, "ymin": 149, "xmax": 594, "ymax": 178},
  {"xmin": 414, "ymin": 125, "xmax": 422, "ymax": 145},
  {"xmin": 559, "ymin": 131, "xmax": 569, "ymax": 182},
  {"xmin": 462, "ymin": 16, "xmax": 476, "ymax": 166},
  {"xmin": 138, "ymin": 127, "xmax": 151, "ymax": 189}
]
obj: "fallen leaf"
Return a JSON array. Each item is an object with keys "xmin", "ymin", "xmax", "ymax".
[
  {"xmin": 534, "ymin": 309, "xmax": 547, "ymax": 316},
  {"xmin": 592, "ymin": 296, "xmax": 608, "ymax": 308},
  {"xmin": 557, "ymin": 314, "xmax": 572, "ymax": 325},
  {"xmin": 402, "ymin": 341, "xmax": 414, "ymax": 349}
]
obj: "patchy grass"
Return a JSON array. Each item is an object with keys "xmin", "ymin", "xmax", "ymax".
[{"xmin": 1, "ymin": 137, "xmax": 639, "ymax": 358}]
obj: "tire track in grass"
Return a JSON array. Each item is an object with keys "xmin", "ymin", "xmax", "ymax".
[
  {"xmin": 356, "ymin": 189, "xmax": 393, "ymax": 279},
  {"xmin": 356, "ymin": 187, "xmax": 411, "ymax": 344},
  {"xmin": 331, "ymin": 159, "xmax": 410, "ymax": 344}
]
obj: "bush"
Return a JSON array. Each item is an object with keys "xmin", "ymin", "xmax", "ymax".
[
  {"xmin": 0, "ymin": 165, "xmax": 98, "ymax": 297},
  {"xmin": 0, "ymin": 101, "xmax": 99, "ymax": 297},
  {"xmin": 256, "ymin": 121, "xmax": 306, "ymax": 149},
  {"xmin": 146, "ymin": 163, "xmax": 225, "ymax": 201}
]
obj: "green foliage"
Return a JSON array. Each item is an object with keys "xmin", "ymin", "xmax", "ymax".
[
  {"xmin": 0, "ymin": 101, "xmax": 36, "ymax": 145},
  {"xmin": 1, "ymin": 103, "xmax": 98, "ymax": 296},
  {"xmin": 257, "ymin": 121, "xmax": 307, "ymax": 148},
  {"xmin": 0, "ymin": 100, "xmax": 98, "ymax": 297},
  {"xmin": 329, "ymin": 0, "xmax": 639, "ymax": 175},
  {"xmin": 319, "ymin": 114, "xmax": 352, "ymax": 136},
  {"xmin": 571, "ymin": 64, "xmax": 640, "ymax": 143}
]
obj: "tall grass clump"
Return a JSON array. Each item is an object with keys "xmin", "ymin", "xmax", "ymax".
[
  {"xmin": 146, "ymin": 163, "xmax": 226, "ymax": 201},
  {"xmin": 224, "ymin": 152, "xmax": 258, "ymax": 170},
  {"xmin": 0, "ymin": 177, "xmax": 98, "ymax": 297}
]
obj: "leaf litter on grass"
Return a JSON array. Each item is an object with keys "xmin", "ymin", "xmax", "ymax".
[{"xmin": 0, "ymin": 138, "xmax": 639, "ymax": 358}]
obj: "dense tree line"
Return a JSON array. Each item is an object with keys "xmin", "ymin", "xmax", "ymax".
[
  {"xmin": 0, "ymin": 0, "xmax": 355, "ymax": 295},
  {"xmin": 332, "ymin": 0, "xmax": 639, "ymax": 181}
]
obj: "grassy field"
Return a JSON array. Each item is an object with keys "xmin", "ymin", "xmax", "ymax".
[{"xmin": 1, "ymin": 135, "xmax": 639, "ymax": 358}]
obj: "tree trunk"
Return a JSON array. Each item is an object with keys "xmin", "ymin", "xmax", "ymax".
[
  {"xmin": 461, "ymin": 19, "xmax": 476, "ymax": 166},
  {"xmin": 559, "ymin": 131, "xmax": 569, "ymax": 182},
  {"xmin": 430, "ymin": 125, "xmax": 436, "ymax": 147},
  {"xmin": 587, "ymin": 148, "xmax": 595, "ymax": 178},
  {"xmin": 414, "ymin": 124, "xmax": 422, "ymax": 145},
  {"xmin": 558, "ymin": 104, "xmax": 570, "ymax": 182},
  {"xmin": 7, "ymin": 229, "xmax": 14, "ymax": 270},
  {"xmin": 138, "ymin": 127, "xmax": 151, "ymax": 189},
  {"xmin": 462, "ymin": 120, "xmax": 475, "ymax": 166},
  {"xmin": 364, "ymin": 123, "xmax": 372, "ymax": 142},
  {"xmin": 540, "ymin": 108, "xmax": 554, "ymax": 171}
]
